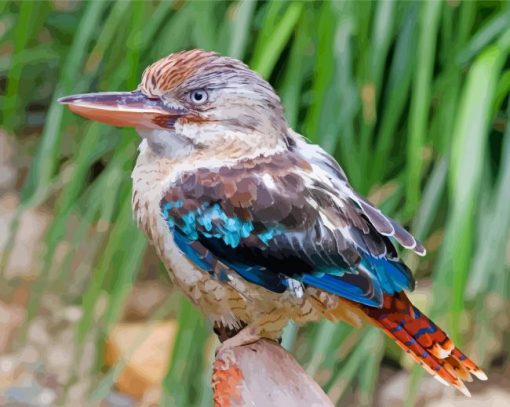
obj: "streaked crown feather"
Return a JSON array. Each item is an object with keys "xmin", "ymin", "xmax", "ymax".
[{"xmin": 139, "ymin": 49, "xmax": 257, "ymax": 97}]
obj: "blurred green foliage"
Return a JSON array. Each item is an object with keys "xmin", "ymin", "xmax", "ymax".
[{"xmin": 1, "ymin": 1, "xmax": 510, "ymax": 406}]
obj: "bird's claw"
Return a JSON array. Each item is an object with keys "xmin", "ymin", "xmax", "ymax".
[{"xmin": 215, "ymin": 325, "xmax": 261, "ymax": 369}]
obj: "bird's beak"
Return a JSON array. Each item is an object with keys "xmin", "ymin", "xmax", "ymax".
[{"xmin": 58, "ymin": 90, "xmax": 188, "ymax": 129}]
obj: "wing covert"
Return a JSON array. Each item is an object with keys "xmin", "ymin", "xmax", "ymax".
[{"xmin": 161, "ymin": 148, "xmax": 418, "ymax": 307}]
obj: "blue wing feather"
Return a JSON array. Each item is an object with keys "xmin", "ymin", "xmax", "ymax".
[
  {"xmin": 160, "ymin": 148, "xmax": 416, "ymax": 308},
  {"xmin": 302, "ymin": 274, "xmax": 382, "ymax": 307},
  {"xmin": 164, "ymin": 199, "xmax": 413, "ymax": 307},
  {"xmin": 361, "ymin": 256, "xmax": 414, "ymax": 294}
]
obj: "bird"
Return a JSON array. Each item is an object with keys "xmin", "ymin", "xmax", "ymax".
[{"xmin": 59, "ymin": 49, "xmax": 487, "ymax": 396}]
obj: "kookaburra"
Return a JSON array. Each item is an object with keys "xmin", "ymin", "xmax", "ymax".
[{"xmin": 60, "ymin": 50, "xmax": 486, "ymax": 395}]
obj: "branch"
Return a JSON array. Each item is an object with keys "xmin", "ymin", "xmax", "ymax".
[{"xmin": 212, "ymin": 339, "xmax": 333, "ymax": 407}]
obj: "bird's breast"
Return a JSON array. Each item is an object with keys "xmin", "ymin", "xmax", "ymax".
[
  {"xmin": 130, "ymin": 149, "xmax": 249, "ymax": 326},
  {"xmin": 132, "ymin": 161, "xmax": 204, "ymax": 288}
]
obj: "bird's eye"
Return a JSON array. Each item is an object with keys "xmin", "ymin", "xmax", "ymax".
[{"xmin": 189, "ymin": 89, "xmax": 208, "ymax": 105}]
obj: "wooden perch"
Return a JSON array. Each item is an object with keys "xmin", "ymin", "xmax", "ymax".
[{"xmin": 212, "ymin": 339, "xmax": 333, "ymax": 407}]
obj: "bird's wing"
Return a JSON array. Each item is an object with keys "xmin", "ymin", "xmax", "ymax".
[
  {"xmin": 160, "ymin": 147, "xmax": 424, "ymax": 308},
  {"xmin": 292, "ymin": 134, "xmax": 426, "ymax": 255}
]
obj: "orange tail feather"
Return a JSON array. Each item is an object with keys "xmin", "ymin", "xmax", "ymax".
[{"xmin": 362, "ymin": 292, "xmax": 487, "ymax": 396}]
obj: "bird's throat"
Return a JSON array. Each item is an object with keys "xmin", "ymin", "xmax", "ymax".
[{"xmin": 137, "ymin": 128, "xmax": 195, "ymax": 158}]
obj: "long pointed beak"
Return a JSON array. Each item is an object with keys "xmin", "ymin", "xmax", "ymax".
[{"xmin": 58, "ymin": 91, "xmax": 188, "ymax": 128}]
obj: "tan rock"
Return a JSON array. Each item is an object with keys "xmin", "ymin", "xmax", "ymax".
[
  {"xmin": 122, "ymin": 282, "xmax": 171, "ymax": 321},
  {"xmin": 105, "ymin": 321, "xmax": 177, "ymax": 399},
  {"xmin": 0, "ymin": 301, "xmax": 25, "ymax": 353},
  {"xmin": 376, "ymin": 370, "xmax": 509, "ymax": 407},
  {"xmin": 0, "ymin": 193, "xmax": 51, "ymax": 280},
  {"xmin": 0, "ymin": 131, "xmax": 17, "ymax": 192}
]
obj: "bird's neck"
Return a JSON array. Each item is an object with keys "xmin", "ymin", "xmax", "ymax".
[{"xmin": 137, "ymin": 123, "xmax": 288, "ymax": 161}]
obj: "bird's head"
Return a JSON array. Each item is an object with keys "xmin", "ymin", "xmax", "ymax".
[{"xmin": 60, "ymin": 50, "xmax": 289, "ymax": 158}]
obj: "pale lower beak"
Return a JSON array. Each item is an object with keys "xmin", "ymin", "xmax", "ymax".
[{"xmin": 58, "ymin": 91, "xmax": 188, "ymax": 128}]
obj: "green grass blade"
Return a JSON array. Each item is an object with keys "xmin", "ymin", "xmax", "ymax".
[
  {"xmin": 228, "ymin": 0, "xmax": 257, "ymax": 59},
  {"xmin": 21, "ymin": 0, "xmax": 109, "ymax": 200},
  {"xmin": 445, "ymin": 38, "xmax": 508, "ymax": 340},
  {"xmin": 251, "ymin": 2, "xmax": 303, "ymax": 78},
  {"xmin": 405, "ymin": 0, "xmax": 442, "ymax": 217}
]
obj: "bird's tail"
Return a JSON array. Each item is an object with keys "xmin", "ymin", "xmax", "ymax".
[{"xmin": 358, "ymin": 291, "xmax": 487, "ymax": 396}]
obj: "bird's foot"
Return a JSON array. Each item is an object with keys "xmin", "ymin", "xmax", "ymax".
[{"xmin": 215, "ymin": 326, "xmax": 261, "ymax": 370}]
